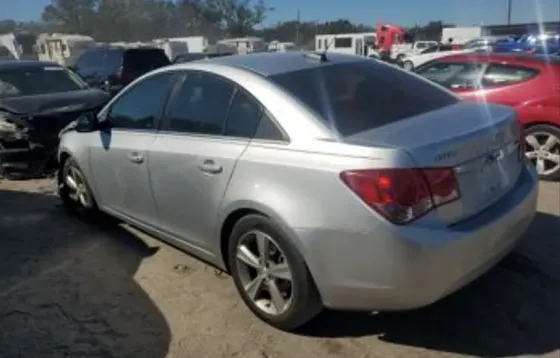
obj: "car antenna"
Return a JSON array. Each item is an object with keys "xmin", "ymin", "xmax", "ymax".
[{"xmin": 304, "ymin": 35, "xmax": 336, "ymax": 62}]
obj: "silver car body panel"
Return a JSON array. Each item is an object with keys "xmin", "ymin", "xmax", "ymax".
[{"xmin": 58, "ymin": 52, "xmax": 539, "ymax": 311}]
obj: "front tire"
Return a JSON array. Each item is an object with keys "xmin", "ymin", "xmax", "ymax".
[
  {"xmin": 228, "ymin": 214, "xmax": 323, "ymax": 331},
  {"xmin": 525, "ymin": 124, "xmax": 560, "ymax": 181},
  {"xmin": 58, "ymin": 156, "xmax": 100, "ymax": 218}
]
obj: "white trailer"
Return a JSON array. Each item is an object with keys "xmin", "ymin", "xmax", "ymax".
[
  {"xmin": 218, "ymin": 37, "xmax": 267, "ymax": 55},
  {"xmin": 441, "ymin": 27, "xmax": 484, "ymax": 45},
  {"xmin": 36, "ymin": 33, "xmax": 96, "ymax": 66},
  {"xmin": 315, "ymin": 32, "xmax": 377, "ymax": 57},
  {"xmin": 152, "ymin": 38, "xmax": 189, "ymax": 60},
  {"xmin": 171, "ymin": 36, "xmax": 208, "ymax": 53},
  {"xmin": 268, "ymin": 41, "xmax": 299, "ymax": 52}
]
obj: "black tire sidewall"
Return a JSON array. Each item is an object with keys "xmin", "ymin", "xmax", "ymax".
[
  {"xmin": 228, "ymin": 214, "xmax": 322, "ymax": 331},
  {"xmin": 525, "ymin": 124, "xmax": 560, "ymax": 181}
]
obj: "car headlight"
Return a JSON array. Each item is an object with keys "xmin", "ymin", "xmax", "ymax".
[{"xmin": 0, "ymin": 113, "xmax": 17, "ymax": 134}]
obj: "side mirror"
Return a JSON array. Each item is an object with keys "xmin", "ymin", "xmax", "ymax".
[{"xmin": 75, "ymin": 112, "xmax": 99, "ymax": 133}]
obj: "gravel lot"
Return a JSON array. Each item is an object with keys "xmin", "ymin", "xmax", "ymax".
[{"xmin": 0, "ymin": 178, "xmax": 558, "ymax": 358}]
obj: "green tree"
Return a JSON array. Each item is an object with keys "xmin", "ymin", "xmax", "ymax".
[{"xmin": 41, "ymin": 0, "xmax": 98, "ymax": 34}]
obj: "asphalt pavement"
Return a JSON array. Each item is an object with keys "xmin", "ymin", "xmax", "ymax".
[{"xmin": 0, "ymin": 178, "xmax": 558, "ymax": 358}]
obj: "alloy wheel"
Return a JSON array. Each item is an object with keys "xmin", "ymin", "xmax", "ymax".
[
  {"xmin": 235, "ymin": 230, "xmax": 293, "ymax": 316},
  {"xmin": 64, "ymin": 165, "xmax": 93, "ymax": 209},
  {"xmin": 525, "ymin": 132, "xmax": 560, "ymax": 176}
]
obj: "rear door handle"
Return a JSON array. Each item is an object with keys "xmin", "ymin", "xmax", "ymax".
[
  {"xmin": 129, "ymin": 152, "xmax": 144, "ymax": 164},
  {"xmin": 199, "ymin": 160, "xmax": 223, "ymax": 174}
]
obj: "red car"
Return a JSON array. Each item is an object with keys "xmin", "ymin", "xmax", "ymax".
[{"xmin": 415, "ymin": 53, "xmax": 560, "ymax": 180}]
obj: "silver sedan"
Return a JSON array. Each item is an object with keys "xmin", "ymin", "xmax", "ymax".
[{"xmin": 57, "ymin": 52, "xmax": 539, "ymax": 330}]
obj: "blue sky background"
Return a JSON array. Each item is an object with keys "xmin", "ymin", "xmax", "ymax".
[{"xmin": 5, "ymin": 0, "xmax": 560, "ymax": 27}]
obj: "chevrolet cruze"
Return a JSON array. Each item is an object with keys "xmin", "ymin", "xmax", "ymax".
[{"xmin": 57, "ymin": 52, "xmax": 539, "ymax": 330}]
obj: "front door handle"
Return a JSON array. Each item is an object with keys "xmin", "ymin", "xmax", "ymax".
[
  {"xmin": 129, "ymin": 152, "xmax": 144, "ymax": 164},
  {"xmin": 199, "ymin": 160, "xmax": 223, "ymax": 174}
]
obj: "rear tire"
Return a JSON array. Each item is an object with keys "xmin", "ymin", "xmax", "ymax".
[
  {"xmin": 525, "ymin": 124, "xmax": 560, "ymax": 181},
  {"xmin": 228, "ymin": 214, "xmax": 323, "ymax": 331}
]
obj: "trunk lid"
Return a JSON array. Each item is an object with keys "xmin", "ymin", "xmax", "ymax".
[{"xmin": 346, "ymin": 101, "xmax": 523, "ymax": 225}]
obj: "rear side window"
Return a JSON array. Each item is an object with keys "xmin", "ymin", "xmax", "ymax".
[
  {"xmin": 123, "ymin": 49, "xmax": 170, "ymax": 72},
  {"xmin": 270, "ymin": 61, "xmax": 458, "ymax": 136},
  {"xmin": 481, "ymin": 64, "xmax": 539, "ymax": 87},
  {"xmin": 415, "ymin": 61, "xmax": 486, "ymax": 89},
  {"xmin": 224, "ymin": 89, "xmax": 262, "ymax": 138}
]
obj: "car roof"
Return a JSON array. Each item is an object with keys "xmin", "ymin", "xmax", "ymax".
[
  {"xmin": 0, "ymin": 60, "xmax": 61, "ymax": 70},
  {"xmin": 190, "ymin": 51, "xmax": 368, "ymax": 77},
  {"xmin": 435, "ymin": 52, "xmax": 560, "ymax": 67}
]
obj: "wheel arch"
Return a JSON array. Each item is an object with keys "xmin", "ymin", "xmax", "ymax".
[{"xmin": 217, "ymin": 200, "xmax": 307, "ymax": 273}]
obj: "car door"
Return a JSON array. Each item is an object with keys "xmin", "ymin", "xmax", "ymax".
[
  {"xmin": 148, "ymin": 71, "xmax": 262, "ymax": 250},
  {"xmin": 89, "ymin": 71, "xmax": 179, "ymax": 227}
]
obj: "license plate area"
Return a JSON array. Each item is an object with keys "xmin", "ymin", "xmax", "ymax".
[
  {"xmin": 454, "ymin": 143, "xmax": 520, "ymax": 213},
  {"xmin": 477, "ymin": 149, "xmax": 507, "ymax": 202}
]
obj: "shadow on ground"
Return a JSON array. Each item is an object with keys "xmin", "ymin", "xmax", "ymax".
[
  {"xmin": 299, "ymin": 212, "xmax": 560, "ymax": 358},
  {"xmin": 0, "ymin": 188, "xmax": 170, "ymax": 358}
]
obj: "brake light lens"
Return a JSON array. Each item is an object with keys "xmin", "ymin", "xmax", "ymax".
[{"xmin": 340, "ymin": 168, "xmax": 460, "ymax": 225}]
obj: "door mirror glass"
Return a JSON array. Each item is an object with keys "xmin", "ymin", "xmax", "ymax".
[{"xmin": 75, "ymin": 112, "xmax": 99, "ymax": 133}]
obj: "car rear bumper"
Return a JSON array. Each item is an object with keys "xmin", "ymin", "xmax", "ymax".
[{"xmin": 296, "ymin": 163, "xmax": 539, "ymax": 311}]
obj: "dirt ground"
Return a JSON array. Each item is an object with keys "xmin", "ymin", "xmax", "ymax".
[{"xmin": 0, "ymin": 178, "xmax": 558, "ymax": 358}]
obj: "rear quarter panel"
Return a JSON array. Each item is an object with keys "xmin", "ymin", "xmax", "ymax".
[{"xmin": 215, "ymin": 139, "xmax": 416, "ymax": 272}]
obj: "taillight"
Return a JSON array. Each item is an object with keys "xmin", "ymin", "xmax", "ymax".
[{"xmin": 340, "ymin": 168, "xmax": 460, "ymax": 225}]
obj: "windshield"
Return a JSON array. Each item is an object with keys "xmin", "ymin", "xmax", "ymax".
[
  {"xmin": 270, "ymin": 61, "xmax": 458, "ymax": 137},
  {"xmin": 0, "ymin": 65, "xmax": 87, "ymax": 99}
]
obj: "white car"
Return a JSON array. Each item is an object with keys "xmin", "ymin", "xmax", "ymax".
[{"xmin": 401, "ymin": 44, "xmax": 474, "ymax": 71}]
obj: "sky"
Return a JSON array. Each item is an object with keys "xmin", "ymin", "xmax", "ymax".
[{"xmin": 5, "ymin": 0, "xmax": 560, "ymax": 27}]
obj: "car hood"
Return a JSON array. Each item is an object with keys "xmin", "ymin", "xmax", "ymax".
[{"xmin": 0, "ymin": 88, "xmax": 110, "ymax": 116}]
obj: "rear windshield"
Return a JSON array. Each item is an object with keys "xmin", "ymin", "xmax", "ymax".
[
  {"xmin": 123, "ymin": 49, "xmax": 170, "ymax": 72},
  {"xmin": 269, "ymin": 61, "xmax": 459, "ymax": 136},
  {"xmin": 0, "ymin": 65, "xmax": 87, "ymax": 99}
]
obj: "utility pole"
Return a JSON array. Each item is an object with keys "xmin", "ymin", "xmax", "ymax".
[
  {"xmin": 507, "ymin": 0, "xmax": 512, "ymax": 26},
  {"xmin": 295, "ymin": 10, "xmax": 300, "ymax": 45}
]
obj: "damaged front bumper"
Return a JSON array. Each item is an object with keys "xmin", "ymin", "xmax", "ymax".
[{"xmin": 0, "ymin": 112, "xmax": 79, "ymax": 178}]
